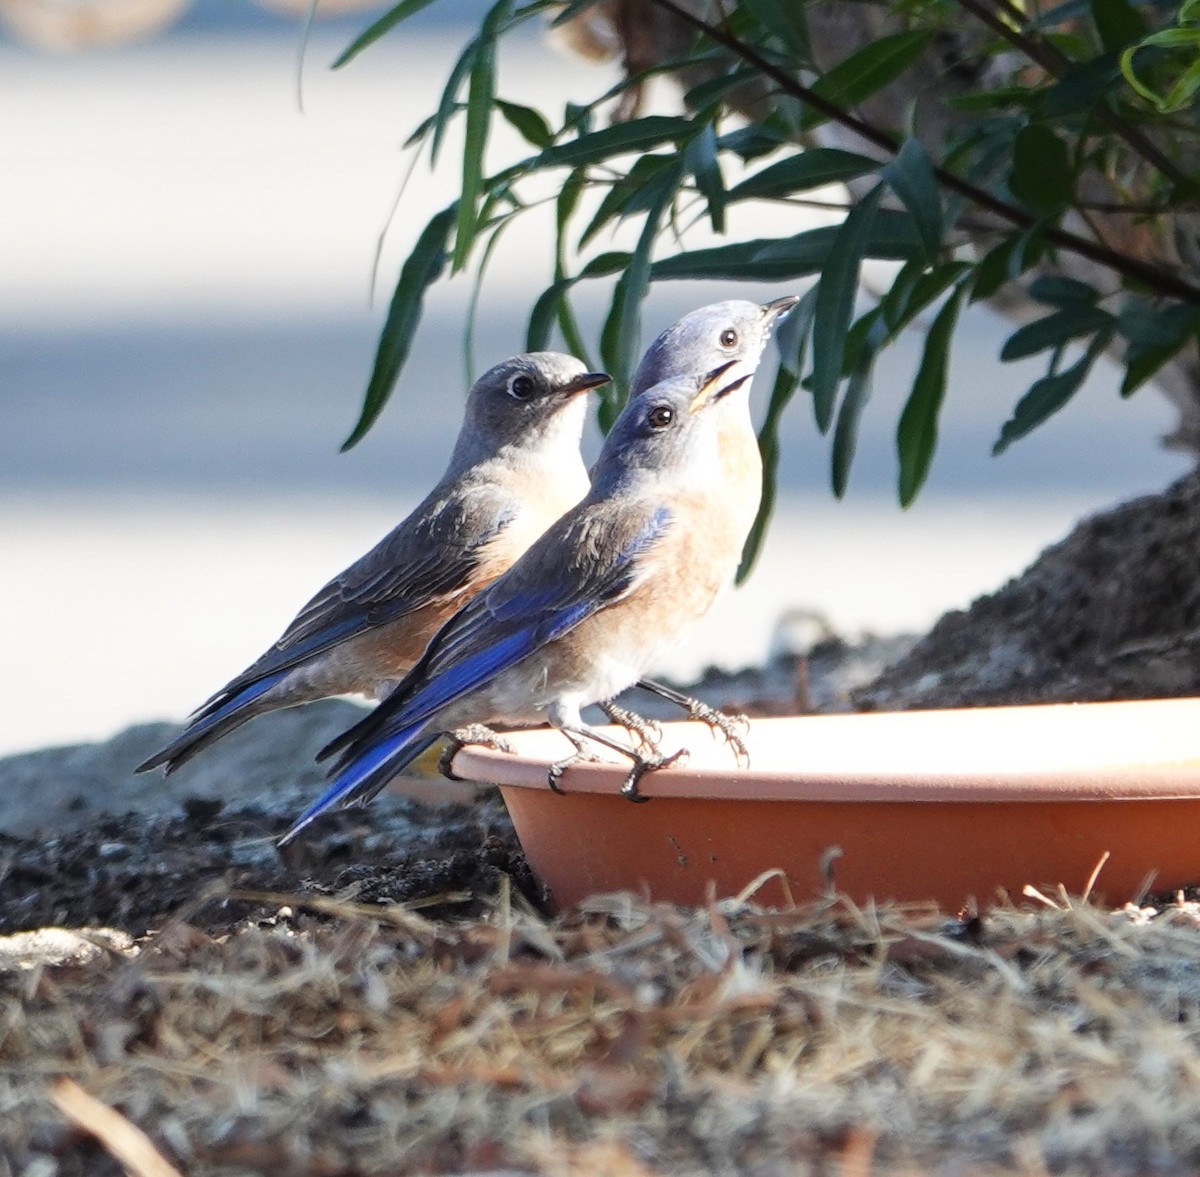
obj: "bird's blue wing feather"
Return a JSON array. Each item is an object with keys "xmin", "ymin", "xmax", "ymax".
[
  {"xmin": 208, "ymin": 499, "xmax": 516, "ymax": 709},
  {"xmin": 314, "ymin": 504, "xmax": 672, "ymax": 781},
  {"xmin": 361, "ymin": 506, "xmax": 671, "ymax": 743}
]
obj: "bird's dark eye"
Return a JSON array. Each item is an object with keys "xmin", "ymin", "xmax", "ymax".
[
  {"xmin": 719, "ymin": 328, "xmax": 739, "ymax": 349},
  {"xmin": 508, "ymin": 374, "xmax": 535, "ymax": 400},
  {"xmin": 648, "ymin": 405, "xmax": 674, "ymax": 429}
]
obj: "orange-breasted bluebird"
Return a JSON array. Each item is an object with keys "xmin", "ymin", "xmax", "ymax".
[{"xmin": 136, "ymin": 353, "xmax": 609, "ymax": 776}]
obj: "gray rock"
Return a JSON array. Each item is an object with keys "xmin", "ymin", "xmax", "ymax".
[{"xmin": 0, "ymin": 699, "xmax": 368, "ymax": 838}]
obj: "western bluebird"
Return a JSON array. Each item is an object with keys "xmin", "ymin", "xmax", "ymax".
[
  {"xmin": 136, "ymin": 353, "xmax": 610, "ymax": 776},
  {"xmin": 616, "ymin": 297, "xmax": 801, "ymax": 751},
  {"xmin": 280, "ymin": 357, "xmax": 768, "ymax": 844}
]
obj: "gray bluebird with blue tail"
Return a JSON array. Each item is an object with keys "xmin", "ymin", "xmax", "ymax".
[
  {"xmin": 136, "ymin": 353, "xmax": 610, "ymax": 776},
  {"xmin": 617, "ymin": 296, "xmax": 802, "ymax": 753},
  {"xmin": 280, "ymin": 356, "xmax": 774, "ymax": 844}
]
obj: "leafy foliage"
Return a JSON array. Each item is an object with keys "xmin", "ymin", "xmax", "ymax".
[{"xmin": 335, "ymin": 0, "xmax": 1200, "ymax": 570}]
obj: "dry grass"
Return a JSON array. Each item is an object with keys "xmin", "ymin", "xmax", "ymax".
[{"xmin": 6, "ymin": 880, "xmax": 1200, "ymax": 1176}]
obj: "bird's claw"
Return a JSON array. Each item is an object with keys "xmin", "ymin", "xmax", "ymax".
[
  {"xmin": 438, "ymin": 724, "xmax": 514, "ymax": 781},
  {"xmin": 599, "ymin": 700, "xmax": 663, "ymax": 755},
  {"xmin": 620, "ymin": 747, "xmax": 688, "ymax": 802},
  {"xmin": 546, "ymin": 761, "xmax": 569, "ymax": 794},
  {"xmin": 687, "ymin": 700, "xmax": 751, "ymax": 768},
  {"xmin": 547, "ymin": 739, "xmax": 606, "ymax": 794}
]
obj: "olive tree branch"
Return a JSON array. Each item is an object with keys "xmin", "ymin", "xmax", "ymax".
[{"xmin": 649, "ymin": 0, "xmax": 1200, "ymax": 306}]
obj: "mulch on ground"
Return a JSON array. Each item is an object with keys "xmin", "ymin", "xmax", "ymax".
[{"xmin": 6, "ymin": 866, "xmax": 1200, "ymax": 1176}]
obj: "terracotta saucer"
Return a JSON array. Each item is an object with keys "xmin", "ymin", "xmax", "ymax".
[{"xmin": 449, "ymin": 698, "xmax": 1200, "ymax": 911}]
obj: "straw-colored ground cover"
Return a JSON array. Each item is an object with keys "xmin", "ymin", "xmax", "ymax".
[{"xmin": 5, "ymin": 873, "xmax": 1200, "ymax": 1176}]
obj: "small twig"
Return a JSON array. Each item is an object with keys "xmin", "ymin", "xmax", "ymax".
[
  {"xmin": 649, "ymin": 0, "xmax": 1200, "ymax": 306},
  {"xmin": 50, "ymin": 1079, "xmax": 183, "ymax": 1177},
  {"xmin": 1082, "ymin": 850, "xmax": 1111, "ymax": 904}
]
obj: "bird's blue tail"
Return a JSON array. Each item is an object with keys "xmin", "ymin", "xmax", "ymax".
[
  {"xmin": 278, "ymin": 721, "xmax": 438, "ymax": 845},
  {"xmin": 135, "ymin": 670, "xmax": 288, "ymax": 774}
]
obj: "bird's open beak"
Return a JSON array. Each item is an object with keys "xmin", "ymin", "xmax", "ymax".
[
  {"xmin": 689, "ymin": 359, "xmax": 740, "ymax": 413},
  {"xmin": 561, "ymin": 371, "xmax": 611, "ymax": 395},
  {"xmin": 760, "ymin": 294, "xmax": 802, "ymax": 325}
]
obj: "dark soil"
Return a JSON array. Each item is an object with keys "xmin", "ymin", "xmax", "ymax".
[{"xmin": 0, "ymin": 792, "xmax": 538, "ymax": 938}]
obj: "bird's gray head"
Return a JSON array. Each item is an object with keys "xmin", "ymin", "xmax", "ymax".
[
  {"xmin": 594, "ymin": 361, "xmax": 752, "ymax": 487},
  {"xmin": 630, "ymin": 297, "xmax": 800, "ymax": 399},
  {"xmin": 455, "ymin": 352, "xmax": 610, "ymax": 467}
]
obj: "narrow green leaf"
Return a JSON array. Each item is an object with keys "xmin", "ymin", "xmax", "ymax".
[
  {"xmin": 897, "ymin": 287, "xmax": 964, "ymax": 505},
  {"xmin": 717, "ymin": 125, "xmax": 789, "ymax": 161},
  {"xmin": 333, "ymin": 0, "xmax": 439, "ymax": 68},
  {"xmin": 740, "ymin": 0, "xmax": 810, "ymax": 57},
  {"xmin": 775, "ymin": 285, "xmax": 818, "ymax": 378},
  {"xmin": 880, "ymin": 261, "xmax": 971, "ymax": 337},
  {"xmin": 651, "ymin": 210, "xmax": 922, "ymax": 283},
  {"xmin": 726, "ymin": 148, "xmax": 880, "ymax": 201},
  {"xmin": 970, "ymin": 227, "xmax": 1046, "ymax": 302},
  {"xmin": 402, "ymin": 111, "xmax": 440, "ymax": 150},
  {"xmin": 1036, "ymin": 54, "xmax": 1121, "ymax": 117},
  {"xmin": 580, "ymin": 250, "xmax": 635, "ymax": 277},
  {"xmin": 1027, "ymin": 275, "xmax": 1100, "ymax": 306},
  {"xmin": 343, "ymin": 204, "xmax": 456, "ymax": 450},
  {"xmin": 495, "ymin": 98, "xmax": 553, "ymax": 149},
  {"xmin": 532, "ymin": 116, "xmax": 696, "ymax": 170},
  {"xmin": 431, "ymin": 40, "xmax": 477, "ymax": 165},
  {"xmin": 739, "ymin": 363, "xmax": 798, "ymax": 584},
  {"xmin": 600, "ymin": 168, "xmax": 681, "ymax": 414},
  {"xmin": 737, "ymin": 289, "xmax": 819, "ymax": 582},
  {"xmin": 453, "ymin": 28, "xmax": 499, "ymax": 271},
  {"xmin": 463, "ymin": 217, "xmax": 512, "ymax": 382},
  {"xmin": 526, "ymin": 254, "xmax": 629, "ymax": 354},
  {"xmin": 1000, "ymin": 306, "xmax": 1115, "ymax": 360},
  {"xmin": 1091, "ymin": 0, "xmax": 1148, "ymax": 52},
  {"xmin": 801, "ymin": 32, "xmax": 933, "ymax": 130},
  {"xmin": 684, "ymin": 123, "xmax": 725, "ymax": 233},
  {"xmin": 683, "ymin": 66, "xmax": 760, "ymax": 110},
  {"xmin": 580, "ymin": 155, "xmax": 677, "ymax": 248},
  {"xmin": 881, "ymin": 138, "xmax": 942, "ymax": 262},
  {"xmin": 832, "ymin": 311, "xmax": 887, "ymax": 497},
  {"xmin": 1118, "ymin": 300, "xmax": 1200, "ymax": 395},
  {"xmin": 757, "ymin": 210, "xmax": 922, "ymax": 269},
  {"xmin": 993, "ymin": 329, "xmax": 1114, "ymax": 454},
  {"xmin": 1009, "ymin": 125, "xmax": 1073, "ymax": 215},
  {"xmin": 555, "ymin": 168, "xmax": 584, "ymax": 262},
  {"xmin": 947, "ymin": 86, "xmax": 1047, "ymax": 111},
  {"xmin": 527, "ymin": 281, "xmax": 567, "ymax": 351},
  {"xmin": 811, "ymin": 186, "xmax": 885, "ymax": 433},
  {"xmin": 1159, "ymin": 50, "xmax": 1200, "ymax": 112}
]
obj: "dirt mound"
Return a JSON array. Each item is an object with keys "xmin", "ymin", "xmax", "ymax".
[{"xmin": 858, "ymin": 468, "xmax": 1200, "ymax": 710}]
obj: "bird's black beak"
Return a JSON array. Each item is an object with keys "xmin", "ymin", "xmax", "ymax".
[
  {"xmin": 714, "ymin": 373, "xmax": 752, "ymax": 401},
  {"xmin": 689, "ymin": 359, "xmax": 740, "ymax": 412},
  {"xmin": 560, "ymin": 371, "xmax": 611, "ymax": 395},
  {"xmin": 760, "ymin": 295, "xmax": 802, "ymax": 325}
]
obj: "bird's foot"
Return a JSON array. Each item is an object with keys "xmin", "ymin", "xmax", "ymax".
[
  {"xmin": 620, "ymin": 747, "xmax": 689, "ymax": 803},
  {"xmin": 599, "ymin": 700, "xmax": 663, "ymax": 755},
  {"xmin": 438, "ymin": 724, "xmax": 514, "ymax": 781},
  {"xmin": 683, "ymin": 697, "xmax": 751, "ymax": 768},
  {"xmin": 547, "ymin": 730, "xmax": 607, "ymax": 795}
]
